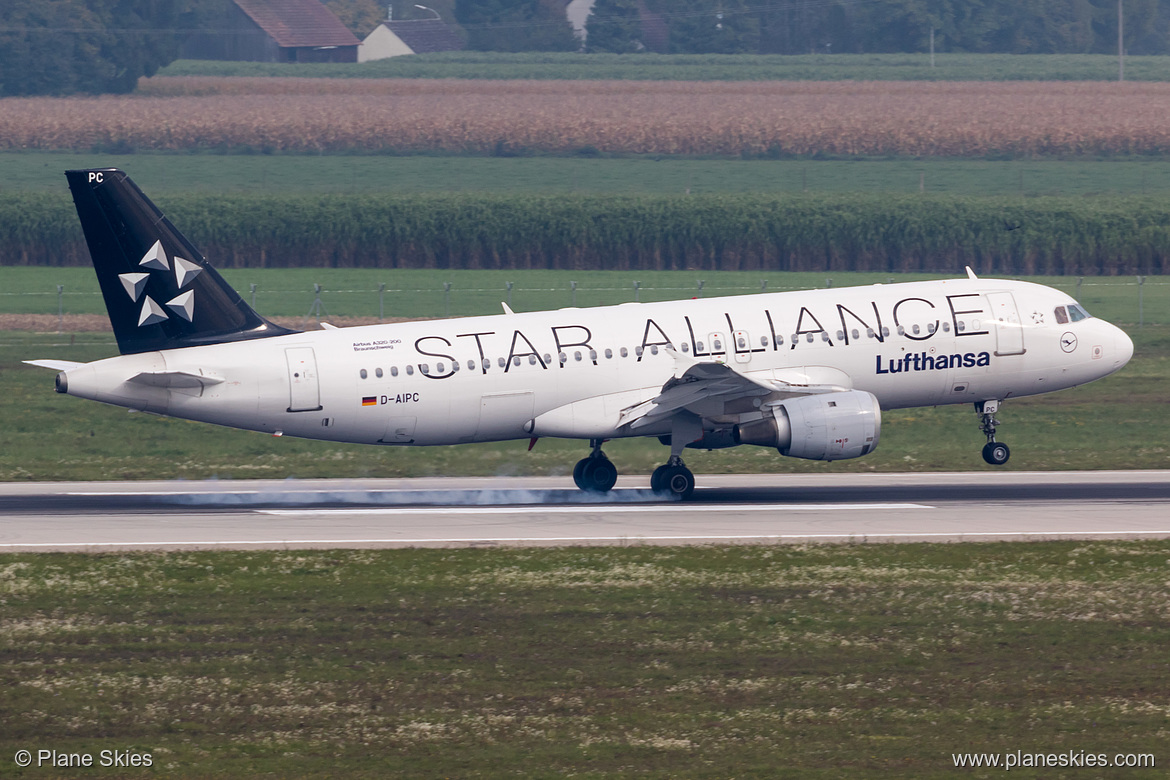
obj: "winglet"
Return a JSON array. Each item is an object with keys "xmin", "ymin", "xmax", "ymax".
[
  {"xmin": 501, "ymin": 302, "xmax": 515, "ymax": 315},
  {"xmin": 966, "ymin": 266, "xmax": 978, "ymax": 280}
]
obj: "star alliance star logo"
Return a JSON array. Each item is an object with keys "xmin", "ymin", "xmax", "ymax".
[{"xmin": 116, "ymin": 240, "xmax": 200, "ymax": 327}]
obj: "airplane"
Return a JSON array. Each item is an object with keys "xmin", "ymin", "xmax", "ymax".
[{"xmin": 26, "ymin": 169, "xmax": 1134, "ymax": 499}]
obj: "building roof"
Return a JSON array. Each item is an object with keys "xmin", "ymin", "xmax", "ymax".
[
  {"xmin": 233, "ymin": 0, "xmax": 360, "ymax": 48},
  {"xmin": 385, "ymin": 20, "xmax": 464, "ymax": 54}
]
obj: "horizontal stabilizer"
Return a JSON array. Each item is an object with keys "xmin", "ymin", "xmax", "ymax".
[
  {"xmin": 23, "ymin": 359, "xmax": 84, "ymax": 371},
  {"xmin": 128, "ymin": 371, "xmax": 224, "ymax": 389}
]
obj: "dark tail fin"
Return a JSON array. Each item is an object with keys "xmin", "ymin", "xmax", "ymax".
[{"xmin": 66, "ymin": 168, "xmax": 295, "ymax": 355}]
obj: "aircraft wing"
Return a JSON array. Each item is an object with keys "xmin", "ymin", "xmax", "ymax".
[{"xmin": 618, "ymin": 349, "xmax": 851, "ymax": 432}]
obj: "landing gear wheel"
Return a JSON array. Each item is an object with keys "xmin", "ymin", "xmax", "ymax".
[
  {"xmin": 982, "ymin": 441, "xmax": 1010, "ymax": 466},
  {"xmin": 650, "ymin": 465, "xmax": 669, "ymax": 493},
  {"xmin": 657, "ymin": 465, "xmax": 695, "ymax": 500},
  {"xmin": 573, "ymin": 457, "xmax": 589, "ymax": 489},
  {"xmin": 578, "ymin": 457, "xmax": 618, "ymax": 492}
]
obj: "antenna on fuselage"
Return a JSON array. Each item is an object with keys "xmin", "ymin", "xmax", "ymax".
[{"xmin": 966, "ymin": 266, "xmax": 979, "ymax": 280}]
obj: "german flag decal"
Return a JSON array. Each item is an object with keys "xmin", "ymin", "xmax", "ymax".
[{"xmin": 361, "ymin": 396, "xmax": 377, "ymax": 406}]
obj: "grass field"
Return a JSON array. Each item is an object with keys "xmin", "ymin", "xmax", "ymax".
[
  {"xmin": 2, "ymin": 543, "xmax": 1167, "ymax": 777},
  {"xmin": 2, "ymin": 268, "xmax": 1165, "ymax": 323},
  {"xmin": 157, "ymin": 51, "xmax": 1170, "ymax": 82},
  {"xmin": 10, "ymin": 152, "xmax": 1170, "ymax": 197}
]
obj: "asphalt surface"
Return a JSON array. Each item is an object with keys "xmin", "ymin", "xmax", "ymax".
[{"xmin": 1, "ymin": 471, "xmax": 1168, "ymax": 551}]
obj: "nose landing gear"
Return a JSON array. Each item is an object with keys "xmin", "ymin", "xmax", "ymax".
[{"xmin": 977, "ymin": 400, "xmax": 1010, "ymax": 466}]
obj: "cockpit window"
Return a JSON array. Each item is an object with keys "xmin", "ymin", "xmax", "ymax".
[
  {"xmin": 1054, "ymin": 306, "xmax": 1069, "ymax": 324},
  {"xmin": 1068, "ymin": 304, "xmax": 1090, "ymax": 322}
]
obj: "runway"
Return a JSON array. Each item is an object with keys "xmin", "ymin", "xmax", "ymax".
[{"xmin": 2, "ymin": 471, "xmax": 1169, "ymax": 552}]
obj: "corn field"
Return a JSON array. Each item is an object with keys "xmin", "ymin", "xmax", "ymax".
[
  {"xmin": 3, "ymin": 191, "xmax": 1169, "ymax": 275},
  {"xmin": 5, "ymin": 79, "xmax": 1170, "ymax": 156}
]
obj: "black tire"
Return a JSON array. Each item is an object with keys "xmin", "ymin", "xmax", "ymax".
[
  {"xmin": 650, "ymin": 465, "xmax": 669, "ymax": 493},
  {"xmin": 982, "ymin": 441, "xmax": 1010, "ymax": 466},
  {"xmin": 580, "ymin": 458, "xmax": 618, "ymax": 492},
  {"xmin": 572, "ymin": 458, "xmax": 590, "ymax": 490},
  {"xmin": 661, "ymin": 465, "xmax": 695, "ymax": 500}
]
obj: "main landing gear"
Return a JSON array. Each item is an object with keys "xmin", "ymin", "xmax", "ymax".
[
  {"xmin": 650, "ymin": 457, "xmax": 695, "ymax": 501},
  {"xmin": 572, "ymin": 439, "xmax": 618, "ymax": 493},
  {"xmin": 977, "ymin": 400, "xmax": 1010, "ymax": 466},
  {"xmin": 571, "ymin": 440, "xmax": 697, "ymax": 500}
]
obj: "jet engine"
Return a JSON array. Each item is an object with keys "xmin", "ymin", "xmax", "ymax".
[{"xmin": 734, "ymin": 390, "xmax": 881, "ymax": 461}]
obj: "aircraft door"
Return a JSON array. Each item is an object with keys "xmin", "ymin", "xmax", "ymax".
[
  {"xmin": 285, "ymin": 347, "xmax": 322, "ymax": 412},
  {"xmin": 708, "ymin": 332, "xmax": 728, "ymax": 364},
  {"xmin": 733, "ymin": 330, "xmax": 752, "ymax": 364},
  {"xmin": 986, "ymin": 292, "xmax": 1025, "ymax": 356}
]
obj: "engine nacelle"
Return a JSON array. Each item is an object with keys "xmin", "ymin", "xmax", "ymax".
[{"xmin": 735, "ymin": 390, "xmax": 881, "ymax": 461}]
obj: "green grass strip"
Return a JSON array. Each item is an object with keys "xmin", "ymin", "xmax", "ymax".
[
  {"xmin": 2, "ymin": 543, "xmax": 1168, "ymax": 777},
  {"xmin": 158, "ymin": 52, "xmax": 1170, "ymax": 82}
]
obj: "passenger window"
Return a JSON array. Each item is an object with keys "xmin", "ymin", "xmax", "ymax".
[
  {"xmin": 375, "ymin": 367, "xmax": 383, "ymax": 378},
  {"xmin": 406, "ymin": 365, "xmax": 414, "ymax": 376},
  {"xmin": 467, "ymin": 360, "xmax": 475, "ymax": 370},
  {"xmin": 760, "ymin": 336, "xmax": 769, "ymax": 347},
  {"xmin": 452, "ymin": 362, "xmax": 460, "ymax": 372},
  {"xmin": 775, "ymin": 335, "xmax": 784, "ymax": 345},
  {"xmin": 912, "ymin": 324, "xmax": 920, "ymax": 335},
  {"xmin": 482, "ymin": 359, "xmax": 491, "ymax": 371},
  {"xmin": 620, "ymin": 347, "xmax": 628, "ymax": 358},
  {"xmin": 737, "ymin": 337, "xmax": 746, "ymax": 349},
  {"xmin": 589, "ymin": 349, "xmax": 598, "ymax": 360},
  {"xmin": 851, "ymin": 329, "xmax": 859, "ymax": 340},
  {"xmin": 529, "ymin": 355, "xmax": 537, "ymax": 365},
  {"xmin": 680, "ymin": 343, "xmax": 690, "ymax": 353},
  {"xmin": 543, "ymin": 353, "xmax": 552, "ymax": 364},
  {"xmin": 713, "ymin": 339, "xmax": 722, "ymax": 351},
  {"xmin": 559, "ymin": 352, "xmax": 567, "ymax": 364},
  {"xmin": 513, "ymin": 356, "xmax": 521, "ymax": 367},
  {"xmin": 391, "ymin": 366, "xmax": 399, "ymax": 377},
  {"xmin": 696, "ymin": 341, "xmax": 705, "ymax": 351},
  {"xmin": 574, "ymin": 351, "xmax": 582, "ymax": 361},
  {"xmin": 650, "ymin": 345, "xmax": 658, "ymax": 355},
  {"xmin": 420, "ymin": 364, "xmax": 430, "ymax": 375},
  {"xmin": 1055, "ymin": 306, "xmax": 1069, "ymax": 324},
  {"xmin": 360, "ymin": 369, "xmax": 368, "ymax": 379},
  {"xmin": 605, "ymin": 348, "xmax": 613, "ymax": 359},
  {"xmin": 867, "ymin": 328, "xmax": 875, "ymax": 338},
  {"xmin": 497, "ymin": 357, "xmax": 506, "ymax": 368}
]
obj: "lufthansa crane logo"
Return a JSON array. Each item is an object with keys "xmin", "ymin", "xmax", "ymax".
[
  {"xmin": 117, "ymin": 240, "xmax": 201, "ymax": 328},
  {"xmin": 1060, "ymin": 332, "xmax": 1078, "ymax": 353}
]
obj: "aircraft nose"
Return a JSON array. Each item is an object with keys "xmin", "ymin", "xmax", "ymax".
[{"xmin": 1115, "ymin": 326, "xmax": 1134, "ymax": 369}]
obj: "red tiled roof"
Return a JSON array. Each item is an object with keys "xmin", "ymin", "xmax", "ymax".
[{"xmin": 233, "ymin": 0, "xmax": 360, "ymax": 48}]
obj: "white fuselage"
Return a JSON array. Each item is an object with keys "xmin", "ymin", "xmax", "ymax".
[{"xmin": 59, "ymin": 278, "xmax": 1133, "ymax": 448}]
